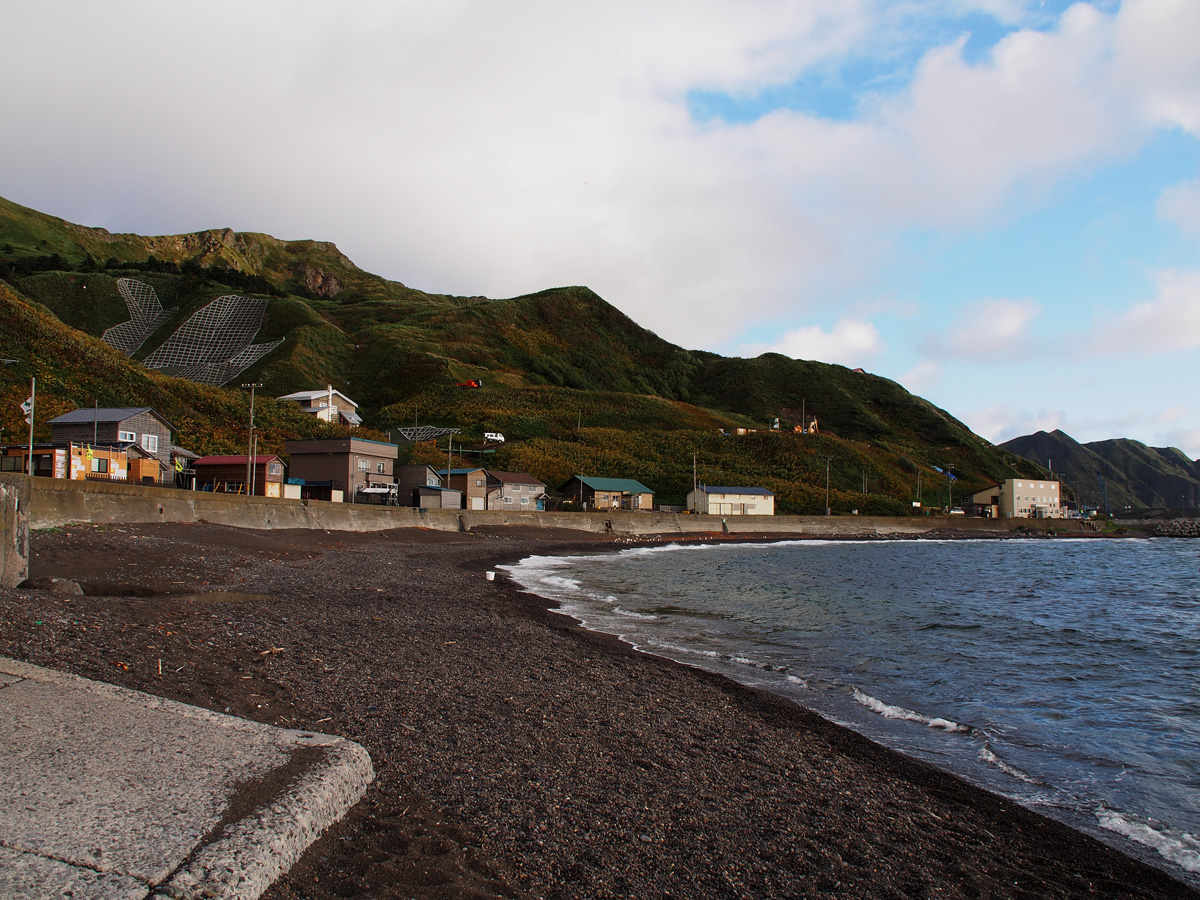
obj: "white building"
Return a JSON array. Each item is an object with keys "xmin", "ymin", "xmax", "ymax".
[
  {"xmin": 971, "ymin": 479, "xmax": 1063, "ymax": 518},
  {"xmin": 276, "ymin": 386, "xmax": 362, "ymax": 427},
  {"xmin": 686, "ymin": 485, "xmax": 775, "ymax": 516}
]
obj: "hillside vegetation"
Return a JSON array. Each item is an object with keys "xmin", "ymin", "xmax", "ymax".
[{"xmin": 0, "ymin": 194, "xmax": 1047, "ymax": 513}]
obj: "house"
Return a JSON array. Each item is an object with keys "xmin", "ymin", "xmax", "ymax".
[
  {"xmin": 687, "ymin": 486, "xmax": 775, "ymax": 516},
  {"xmin": 560, "ymin": 475, "xmax": 655, "ymax": 511},
  {"xmin": 0, "ymin": 443, "xmax": 122, "ymax": 480},
  {"xmin": 485, "ymin": 471, "xmax": 547, "ymax": 510},
  {"xmin": 285, "ymin": 437, "xmax": 398, "ymax": 502},
  {"xmin": 48, "ymin": 407, "xmax": 177, "ymax": 482},
  {"xmin": 194, "ymin": 455, "xmax": 286, "ymax": 497},
  {"xmin": 437, "ymin": 468, "xmax": 489, "ymax": 510},
  {"xmin": 276, "ymin": 386, "xmax": 362, "ymax": 427},
  {"xmin": 970, "ymin": 479, "xmax": 1063, "ymax": 519}
]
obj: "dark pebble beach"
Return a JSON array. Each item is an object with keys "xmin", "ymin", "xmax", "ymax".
[{"xmin": 2, "ymin": 522, "xmax": 1195, "ymax": 900}]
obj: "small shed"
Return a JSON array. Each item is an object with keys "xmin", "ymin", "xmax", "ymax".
[{"xmin": 414, "ymin": 484, "xmax": 464, "ymax": 509}]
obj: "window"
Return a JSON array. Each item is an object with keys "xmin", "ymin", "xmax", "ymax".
[
  {"xmin": 377, "ymin": 462, "xmax": 386, "ymax": 474},
  {"xmin": 520, "ymin": 497, "xmax": 528, "ymax": 505},
  {"xmin": 91, "ymin": 457, "xmax": 108, "ymax": 474},
  {"xmin": 268, "ymin": 462, "xmax": 283, "ymax": 476},
  {"xmin": 118, "ymin": 430, "xmax": 136, "ymax": 442},
  {"xmin": 141, "ymin": 434, "xmax": 158, "ymax": 453},
  {"xmin": 504, "ymin": 496, "xmax": 513, "ymax": 504},
  {"xmin": 0, "ymin": 456, "xmax": 20, "ymax": 471},
  {"xmin": 357, "ymin": 459, "xmax": 369, "ymax": 472},
  {"xmin": 476, "ymin": 479, "xmax": 485, "ymax": 487}
]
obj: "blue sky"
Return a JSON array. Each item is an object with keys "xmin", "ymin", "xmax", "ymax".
[{"xmin": 1, "ymin": 0, "xmax": 1198, "ymax": 456}]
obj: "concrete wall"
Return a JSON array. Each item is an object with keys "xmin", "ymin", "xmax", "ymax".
[
  {"xmin": 0, "ymin": 474, "xmax": 30, "ymax": 588},
  {"xmin": 22, "ymin": 477, "xmax": 1091, "ymax": 539}
]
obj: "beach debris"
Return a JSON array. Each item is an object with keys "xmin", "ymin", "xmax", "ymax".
[{"xmin": 259, "ymin": 646, "xmax": 285, "ymax": 655}]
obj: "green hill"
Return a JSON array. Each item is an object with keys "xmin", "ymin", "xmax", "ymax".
[{"xmin": 0, "ymin": 194, "xmax": 1046, "ymax": 513}]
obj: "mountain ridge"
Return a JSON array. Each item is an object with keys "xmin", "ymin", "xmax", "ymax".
[
  {"xmin": 1, "ymin": 193, "xmax": 1047, "ymax": 512},
  {"xmin": 999, "ymin": 429, "xmax": 1200, "ymax": 511}
]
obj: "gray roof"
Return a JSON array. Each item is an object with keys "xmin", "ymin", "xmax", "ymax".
[
  {"xmin": 48, "ymin": 407, "xmax": 175, "ymax": 433},
  {"xmin": 699, "ymin": 486, "xmax": 775, "ymax": 496}
]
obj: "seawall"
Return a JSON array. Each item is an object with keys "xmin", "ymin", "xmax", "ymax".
[
  {"xmin": 0, "ymin": 475, "xmax": 30, "ymax": 587},
  {"xmin": 23, "ymin": 477, "xmax": 1100, "ymax": 538}
]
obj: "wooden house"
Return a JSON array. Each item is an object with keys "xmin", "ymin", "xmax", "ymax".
[{"xmin": 194, "ymin": 455, "xmax": 285, "ymax": 497}]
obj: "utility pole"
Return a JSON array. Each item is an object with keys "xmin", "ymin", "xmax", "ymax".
[
  {"xmin": 692, "ymin": 452, "xmax": 697, "ymax": 512},
  {"xmin": 241, "ymin": 383, "xmax": 262, "ymax": 492},
  {"xmin": 825, "ymin": 458, "xmax": 832, "ymax": 516},
  {"xmin": 946, "ymin": 465, "xmax": 955, "ymax": 511},
  {"xmin": 25, "ymin": 376, "xmax": 35, "ymax": 478}
]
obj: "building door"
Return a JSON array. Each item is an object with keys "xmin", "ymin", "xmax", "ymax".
[{"xmin": 472, "ymin": 497, "xmax": 486, "ymax": 510}]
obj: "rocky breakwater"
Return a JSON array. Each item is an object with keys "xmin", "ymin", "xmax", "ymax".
[{"xmin": 1154, "ymin": 518, "xmax": 1200, "ymax": 537}]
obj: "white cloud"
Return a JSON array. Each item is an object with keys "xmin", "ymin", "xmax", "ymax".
[
  {"xmin": 920, "ymin": 298, "xmax": 1042, "ymax": 360},
  {"xmin": 1094, "ymin": 269, "xmax": 1200, "ymax": 352},
  {"xmin": 0, "ymin": 0, "xmax": 1195, "ymax": 358},
  {"xmin": 1158, "ymin": 178, "xmax": 1200, "ymax": 237},
  {"xmin": 740, "ymin": 318, "xmax": 885, "ymax": 366},
  {"xmin": 964, "ymin": 404, "xmax": 1069, "ymax": 445},
  {"xmin": 901, "ymin": 360, "xmax": 942, "ymax": 392}
]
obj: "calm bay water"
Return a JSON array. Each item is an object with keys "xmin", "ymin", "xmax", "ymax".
[{"xmin": 501, "ymin": 537, "xmax": 1200, "ymax": 883}]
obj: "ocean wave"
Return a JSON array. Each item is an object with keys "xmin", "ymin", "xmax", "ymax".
[
  {"xmin": 852, "ymin": 688, "xmax": 973, "ymax": 733},
  {"xmin": 613, "ymin": 606, "xmax": 658, "ymax": 619},
  {"xmin": 978, "ymin": 744, "xmax": 1039, "ymax": 784},
  {"xmin": 1097, "ymin": 807, "xmax": 1200, "ymax": 873},
  {"xmin": 642, "ymin": 639, "xmax": 721, "ymax": 659}
]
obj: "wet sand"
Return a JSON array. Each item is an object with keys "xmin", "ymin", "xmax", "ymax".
[{"xmin": 1, "ymin": 522, "xmax": 1195, "ymax": 900}]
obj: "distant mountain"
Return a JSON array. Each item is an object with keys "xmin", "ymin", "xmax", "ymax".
[
  {"xmin": 0, "ymin": 193, "xmax": 1047, "ymax": 512},
  {"xmin": 1000, "ymin": 430, "xmax": 1200, "ymax": 511}
]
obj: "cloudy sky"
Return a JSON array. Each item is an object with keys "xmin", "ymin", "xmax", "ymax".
[{"xmin": 3, "ymin": 0, "xmax": 1198, "ymax": 457}]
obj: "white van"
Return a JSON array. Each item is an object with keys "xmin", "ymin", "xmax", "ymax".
[{"xmin": 484, "ymin": 432, "xmax": 506, "ymax": 443}]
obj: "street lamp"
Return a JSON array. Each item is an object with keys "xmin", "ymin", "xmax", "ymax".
[{"xmin": 241, "ymin": 383, "xmax": 263, "ymax": 494}]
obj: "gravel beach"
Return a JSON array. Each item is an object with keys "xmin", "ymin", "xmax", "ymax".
[{"xmin": 2, "ymin": 521, "xmax": 1195, "ymax": 900}]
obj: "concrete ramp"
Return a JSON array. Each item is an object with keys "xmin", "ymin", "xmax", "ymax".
[{"xmin": 0, "ymin": 657, "xmax": 373, "ymax": 900}]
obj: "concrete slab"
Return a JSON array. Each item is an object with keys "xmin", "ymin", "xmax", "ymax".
[{"xmin": 0, "ymin": 657, "xmax": 374, "ymax": 900}]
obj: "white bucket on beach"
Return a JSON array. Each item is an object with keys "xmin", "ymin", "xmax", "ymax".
[{"xmin": 485, "ymin": 571, "xmax": 496, "ymax": 581}]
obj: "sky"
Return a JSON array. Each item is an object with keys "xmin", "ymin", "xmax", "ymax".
[{"xmin": 2, "ymin": 0, "xmax": 1198, "ymax": 458}]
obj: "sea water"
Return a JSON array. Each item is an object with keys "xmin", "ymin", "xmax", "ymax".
[{"xmin": 500, "ymin": 538, "xmax": 1200, "ymax": 885}]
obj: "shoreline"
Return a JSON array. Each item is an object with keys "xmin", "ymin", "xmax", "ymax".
[
  {"xmin": 493, "ymin": 535, "xmax": 1198, "ymax": 887},
  {"xmin": 2, "ymin": 522, "xmax": 1195, "ymax": 899}
]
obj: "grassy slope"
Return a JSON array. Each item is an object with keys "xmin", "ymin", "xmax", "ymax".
[{"xmin": 0, "ymin": 194, "xmax": 1047, "ymax": 511}]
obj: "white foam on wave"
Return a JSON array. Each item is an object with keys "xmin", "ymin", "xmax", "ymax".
[
  {"xmin": 852, "ymin": 688, "xmax": 972, "ymax": 733},
  {"xmin": 786, "ymin": 674, "xmax": 810, "ymax": 688},
  {"xmin": 1097, "ymin": 807, "xmax": 1200, "ymax": 873},
  {"xmin": 978, "ymin": 744, "xmax": 1039, "ymax": 784},
  {"xmin": 643, "ymin": 638, "xmax": 722, "ymax": 659},
  {"xmin": 613, "ymin": 606, "xmax": 658, "ymax": 619},
  {"xmin": 539, "ymin": 574, "xmax": 582, "ymax": 591}
]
